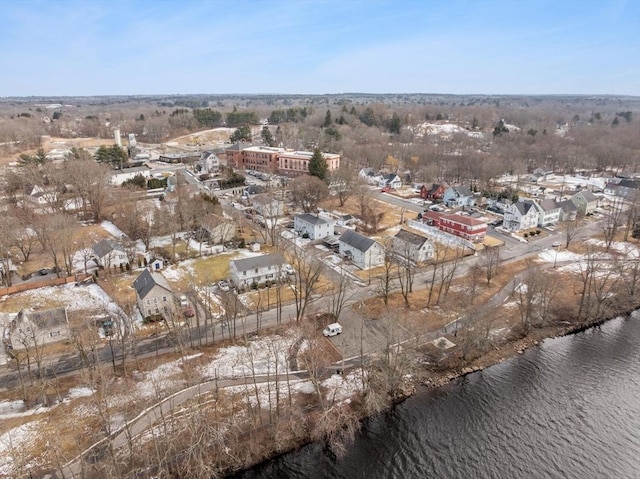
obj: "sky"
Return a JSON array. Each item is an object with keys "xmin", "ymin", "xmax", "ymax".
[{"xmin": 0, "ymin": 0, "xmax": 639, "ymax": 97}]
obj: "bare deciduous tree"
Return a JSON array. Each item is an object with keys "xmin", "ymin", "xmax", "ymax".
[{"xmin": 289, "ymin": 175, "xmax": 329, "ymax": 213}]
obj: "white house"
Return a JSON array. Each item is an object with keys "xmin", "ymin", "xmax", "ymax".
[
  {"xmin": 443, "ymin": 185, "xmax": 475, "ymax": 208},
  {"xmin": 92, "ymin": 239, "xmax": 129, "ymax": 269},
  {"xmin": 379, "ymin": 173, "xmax": 402, "ymax": 189},
  {"xmin": 359, "ymin": 167, "xmax": 383, "ymax": 185},
  {"xmin": 533, "ymin": 199, "xmax": 561, "ymax": 226},
  {"xmin": 108, "ymin": 166, "xmax": 151, "ymax": 186},
  {"xmin": 503, "ymin": 200, "xmax": 540, "ymax": 232},
  {"xmin": 229, "ymin": 253, "xmax": 287, "ymax": 289},
  {"xmin": 251, "ymin": 194, "xmax": 284, "ymax": 218},
  {"xmin": 294, "ymin": 213, "xmax": 335, "ymax": 240},
  {"xmin": 133, "ymin": 269, "xmax": 175, "ymax": 319},
  {"xmin": 392, "ymin": 229, "xmax": 434, "ymax": 264},
  {"xmin": 338, "ymin": 229, "xmax": 385, "ymax": 269},
  {"xmin": 198, "ymin": 151, "xmax": 220, "ymax": 174},
  {"xmin": 10, "ymin": 308, "xmax": 70, "ymax": 350}
]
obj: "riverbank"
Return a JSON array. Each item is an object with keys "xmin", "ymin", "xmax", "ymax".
[
  {"xmin": 423, "ymin": 304, "xmax": 640, "ymax": 389},
  {"xmin": 230, "ymin": 304, "xmax": 640, "ymax": 478}
]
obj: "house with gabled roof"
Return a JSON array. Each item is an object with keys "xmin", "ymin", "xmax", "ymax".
[
  {"xmin": 338, "ymin": 229, "xmax": 384, "ymax": 269},
  {"xmin": 294, "ymin": 213, "xmax": 335, "ymax": 240},
  {"xmin": 503, "ymin": 200, "xmax": 540, "ymax": 232},
  {"xmin": 604, "ymin": 178, "xmax": 640, "ymax": 199},
  {"xmin": 392, "ymin": 229, "xmax": 434, "ymax": 264},
  {"xmin": 443, "ymin": 185, "xmax": 475, "ymax": 207},
  {"xmin": 379, "ymin": 173, "xmax": 402, "ymax": 189},
  {"xmin": 200, "ymin": 213, "xmax": 236, "ymax": 245},
  {"xmin": 571, "ymin": 190, "xmax": 599, "ymax": 216},
  {"xmin": 133, "ymin": 270, "xmax": 175, "ymax": 319},
  {"xmin": 420, "ymin": 183, "xmax": 447, "ymax": 201},
  {"xmin": 10, "ymin": 307, "xmax": 70, "ymax": 350},
  {"xmin": 533, "ymin": 199, "xmax": 561, "ymax": 226},
  {"xmin": 358, "ymin": 167, "xmax": 383, "ymax": 185},
  {"xmin": 229, "ymin": 253, "xmax": 287, "ymax": 289},
  {"xmin": 92, "ymin": 239, "xmax": 129, "ymax": 269},
  {"xmin": 557, "ymin": 199, "xmax": 578, "ymax": 222}
]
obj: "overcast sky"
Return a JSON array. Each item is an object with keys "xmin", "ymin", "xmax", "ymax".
[{"xmin": 0, "ymin": 0, "xmax": 638, "ymax": 97}]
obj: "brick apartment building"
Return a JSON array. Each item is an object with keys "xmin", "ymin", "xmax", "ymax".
[
  {"xmin": 422, "ymin": 211, "xmax": 487, "ymax": 243},
  {"xmin": 225, "ymin": 144, "xmax": 340, "ymax": 176}
]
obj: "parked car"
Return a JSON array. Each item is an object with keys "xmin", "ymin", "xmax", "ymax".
[
  {"xmin": 218, "ymin": 280, "xmax": 230, "ymax": 292},
  {"xmin": 179, "ymin": 295, "xmax": 188, "ymax": 307},
  {"xmin": 552, "ymin": 241, "xmax": 561, "ymax": 247},
  {"xmin": 184, "ymin": 307, "xmax": 195, "ymax": 318},
  {"xmin": 381, "ymin": 186, "xmax": 390, "ymax": 192},
  {"xmin": 284, "ymin": 264, "xmax": 295, "ymax": 275},
  {"xmin": 38, "ymin": 268, "xmax": 49, "ymax": 276}
]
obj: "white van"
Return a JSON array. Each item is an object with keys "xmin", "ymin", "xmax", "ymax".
[{"xmin": 322, "ymin": 323, "xmax": 343, "ymax": 337}]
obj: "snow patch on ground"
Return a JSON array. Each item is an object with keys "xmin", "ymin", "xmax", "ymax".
[
  {"xmin": 1, "ymin": 283, "xmax": 128, "ymax": 318},
  {"xmin": 218, "ymin": 378, "xmax": 316, "ymax": 409},
  {"xmin": 67, "ymin": 387, "xmax": 96, "ymax": 399},
  {"xmin": 585, "ymin": 239, "xmax": 640, "ymax": 258},
  {"xmin": 0, "ymin": 400, "xmax": 28, "ymax": 419},
  {"xmin": 201, "ymin": 332, "xmax": 297, "ymax": 379},
  {"xmin": 412, "ymin": 122, "xmax": 484, "ymax": 139},
  {"xmin": 321, "ymin": 370, "xmax": 365, "ymax": 403},
  {"xmin": 136, "ymin": 353, "xmax": 203, "ymax": 399},
  {"xmin": 0, "ymin": 421, "xmax": 39, "ymax": 476},
  {"xmin": 101, "ymin": 221, "xmax": 127, "ymax": 239}
]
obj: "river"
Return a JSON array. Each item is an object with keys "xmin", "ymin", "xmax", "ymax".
[{"xmin": 234, "ymin": 314, "xmax": 640, "ymax": 479}]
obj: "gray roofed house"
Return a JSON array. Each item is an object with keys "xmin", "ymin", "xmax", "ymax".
[
  {"xmin": 503, "ymin": 199, "xmax": 540, "ymax": 231},
  {"xmin": 571, "ymin": 190, "xmax": 599, "ymax": 216},
  {"xmin": 557, "ymin": 199, "xmax": 578, "ymax": 222},
  {"xmin": 92, "ymin": 239, "xmax": 129, "ymax": 269},
  {"xmin": 339, "ymin": 230, "xmax": 385, "ymax": 269},
  {"xmin": 229, "ymin": 253, "xmax": 287, "ymax": 289},
  {"xmin": 443, "ymin": 185, "xmax": 475, "ymax": 207},
  {"xmin": 294, "ymin": 213, "xmax": 335, "ymax": 240},
  {"xmin": 379, "ymin": 173, "xmax": 402, "ymax": 189},
  {"xmin": 133, "ymin": 269, "xmax": 175, "ymax": 318},
  {"xmin": 605, "ymin": 178, "xmax": 640, "ymax": 199},
  {"xmin": 392, "ymin": 229, "xmax": 434, "ymax": 263},
  {"xmin": 10, "ymin": 307, "xmax": 70, "ymax": 350},
  {"xmin": 533, "ymin": 198, "xmax": 561, "ymax": 226}
]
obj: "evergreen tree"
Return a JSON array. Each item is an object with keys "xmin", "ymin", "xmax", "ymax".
[
  {"xmin": 308, "ymin": 148, "xmax": 328, "ymax": 181},
  {"xmin": 323, "ymin": 109, "xmax": 332, "ymax": 128},
  {"xmin": 230, "ymin": 125, "xmax": 252, "ymax": 143},
  {"xmin": 261, "ymin": 126, "xmax": 275, "ymax": 146},
  {"xmin": 388, "ymin": 112, "xmax": 402, "ymax": 134},
  {"xmin": 94, "ymin": 144, "xmax": 128, "ymax": 168}
]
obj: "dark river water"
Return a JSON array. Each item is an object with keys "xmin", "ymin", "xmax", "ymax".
[{"xmin": 235, "ymin": 314, "xmax": 640, "ymax": 479}]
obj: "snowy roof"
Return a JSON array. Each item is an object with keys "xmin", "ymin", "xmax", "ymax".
[{"xmin": 133, "ymin": 270, "xmax": 173, "ymax": 299}]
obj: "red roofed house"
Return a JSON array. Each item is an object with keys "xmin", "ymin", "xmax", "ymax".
[{"xmin": 422, "ymin": 211, "xmax": 487, "ymax": 243}]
